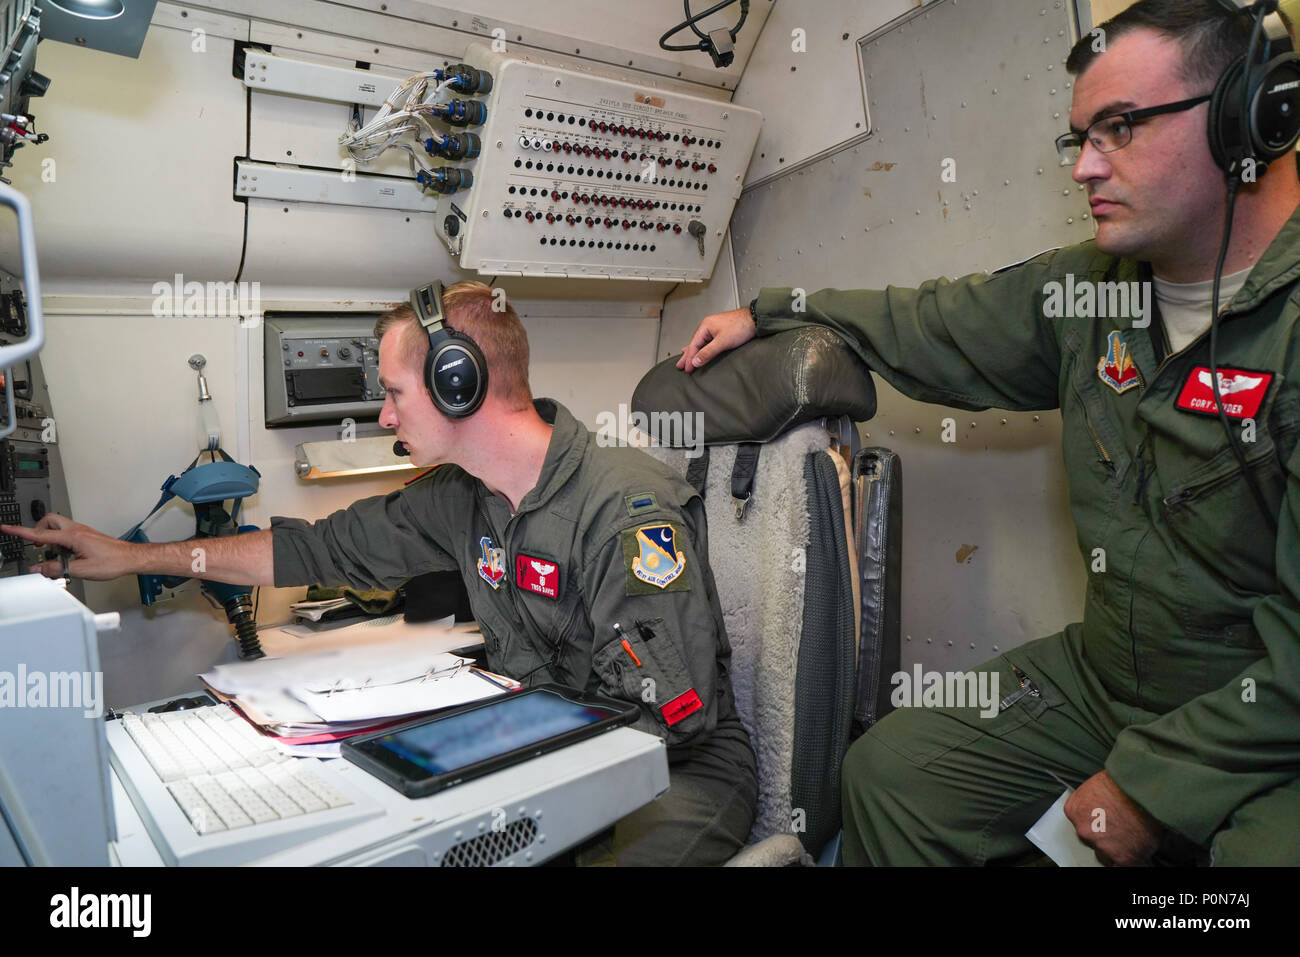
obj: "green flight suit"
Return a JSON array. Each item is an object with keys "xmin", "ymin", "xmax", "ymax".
[
  {"xmin": 270, "ymin": 399, "xmax": 757, "ymax": 866},
  {"xmin": 752, "ymin": 205, "xmax": 1300, "ymax": 865}
]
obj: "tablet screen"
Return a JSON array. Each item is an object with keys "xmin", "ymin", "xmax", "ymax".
[{"xmin": 373, "ymin": 689, "xmax": 617, "ymax": 777}]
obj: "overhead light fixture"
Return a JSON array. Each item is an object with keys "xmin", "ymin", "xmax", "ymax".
[{"xmin": 45, "ymin": 0, "xmax": 125, "ymax": 20}]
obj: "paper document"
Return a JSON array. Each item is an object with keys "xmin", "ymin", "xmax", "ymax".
[
  {"xmin": 1025, "ymin": 789, "xmax": 1104, "ymax": 867},
  {"xmin": 295, "ymin": 669, "xmax": 508, "ymax": 723},
  {"xmin": 198, "ymin": 616, "xmax": 505, "ymax": 737},
  {"xmin": 202, "ymin": 636, "xmax": 470, "ymax": 696},
  {"xmin": 289, "ymin": 597, "xmax": 355, "ymax": 621}
]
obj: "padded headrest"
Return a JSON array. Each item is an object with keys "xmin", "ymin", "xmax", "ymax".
[{"xmin": 632, "ymin": 326, "xmax": 876, "ymax": 445}]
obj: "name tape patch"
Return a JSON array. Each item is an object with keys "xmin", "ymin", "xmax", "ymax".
[
  {"xmin": 1175, "ymin": 366, "xmax": 1272, "ymax": 420},
  {"xmin": 514, "ymin": 552, "xmax": 560, "ymax": 599}
]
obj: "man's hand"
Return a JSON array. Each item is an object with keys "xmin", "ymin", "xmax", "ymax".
[
  {"xmin": 1064, "ymin": 769, "xmax": 1162, "ymax": 866},
  {"xmin": 0, "ymin": 513, "xmax": 138, "ymax": 581},
  {"xmin": 675, "ymin": 306, "xmax": 757, "ymax": 373}
]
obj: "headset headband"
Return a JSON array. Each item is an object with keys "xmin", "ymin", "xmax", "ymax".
[
  {"xmin": 1221, "ymin": 0, "xmax": 1293, "ymax": 46},
  {"xmin": 411, "ymin": 279, "xmax": 448, "ymax": 334}
]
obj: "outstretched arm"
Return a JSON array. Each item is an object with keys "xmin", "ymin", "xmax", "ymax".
[{"xmin": 0, "ymin": 513, "xmax": 275, "ymax": 586}]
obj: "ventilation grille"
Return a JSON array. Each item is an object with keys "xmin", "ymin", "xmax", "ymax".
[{"xmin": 441, "ymin": 818, "xmax": 539, "ymax": 867}]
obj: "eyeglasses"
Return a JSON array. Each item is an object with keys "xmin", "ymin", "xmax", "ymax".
[{"xmin": 1055, "ymin": 94, "xmax": 1212, "ymax": 166}]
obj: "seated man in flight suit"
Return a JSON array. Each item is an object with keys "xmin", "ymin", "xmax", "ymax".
[
  {"xmin": 677, "ymin": 0, "xmax": 1300, "ymax": 865},
  {"xmin": 4, "ymin": 280, "xmax": 757, "ymax": 867}
]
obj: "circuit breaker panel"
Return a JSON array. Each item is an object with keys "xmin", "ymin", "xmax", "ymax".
[{"xmin": 436, "ymin": 42, "xmax": 762, "ymax": 282}]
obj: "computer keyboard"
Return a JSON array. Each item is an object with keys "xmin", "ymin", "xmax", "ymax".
[
  {"xmin": 108, "ymin": 702, "xmax": 384, "ymax": 865},
  {"xmin": 106, "ymin": 699, "xmax": 670, "ymax": 866},
  {"xmin": 120, "ymin": 707, "xmax": 351, "ymax": 834}
]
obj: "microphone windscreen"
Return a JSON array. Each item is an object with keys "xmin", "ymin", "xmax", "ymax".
[{"xmin": 393, "ymin": 440, "xmax": 409, "ymax": 456}]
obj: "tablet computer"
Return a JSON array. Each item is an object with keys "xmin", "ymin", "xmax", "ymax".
[{"xmin": 341, "ymin": 684, "xmax": 641, "ymax": 798}]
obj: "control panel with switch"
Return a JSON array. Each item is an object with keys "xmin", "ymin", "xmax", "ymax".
[
  {"xmin": 433, "ymin": 41, "xmax": 762, "ymax": 281},
  {"xmin": 262, "ymin": 314, "xmax": 385, "ymax": 428}
]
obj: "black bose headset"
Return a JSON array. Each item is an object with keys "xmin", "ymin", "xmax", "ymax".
[
  {"xmin": 1208, "ymin": 0, "xmax": 1300, "ymax": 175},
  {"xmin": 409, "ymin": 279, "xmax": 488, "ymax": 418},
  {"xmin": 1204, "ymin": 1, "xmax": 1299, "ymax": 526}
]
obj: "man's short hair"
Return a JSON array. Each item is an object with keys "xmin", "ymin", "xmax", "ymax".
[
  {"xmin": 1066, "ymin": 0, "xmax": 1254, "ymax": 91},
  {"xmin": 374, "ymin": 281, "xmax": 533, "ymax": 410}
]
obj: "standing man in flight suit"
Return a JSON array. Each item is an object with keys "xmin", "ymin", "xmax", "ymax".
[
  {"xmin": 4, "ymin": 280, "xmax": 757, "ymax": 866},
  {"xmin": 678, "ymin": 0, "xmax": 1300, "ymax": 865}
]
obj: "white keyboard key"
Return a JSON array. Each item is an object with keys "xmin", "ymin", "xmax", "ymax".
[
  {"xmin": 238, "ymin": 767, "xmax": 307, "ymax": 817},
  {"xmin": 144, "ymin": 750, "xmax": 184, "ymax": 783},
  {"xmin": 122, "ymin": 704, "xmax": 355, "ymax": 837},
  {"xmin": 192, "ymin": 781, "xmax": 253, "ymax": 830},
  {"xmin": 200, "ymin": 734, "xmax": 247, "ymax": 770},
  {"xmin": 226, "ymin": 787, "xmax": 280, "ymax": 825},
  {"xmin": 127, "ymin": 727, "xmax": 185, "ymax": 782},
  {"xmin": 174, "ymin": 723, "xmax": 230, "ymax": 774},
  {"xmin": 214, "ymin": 805, "xmax": 254, "ymax": 830},
  {"xmin": 167, "ymin": 783, "xmax": 226, "ymax": 834},
  {"xmin": 269, "ymin": 773, "xmax": 327, "ymax": 813},
  {"xmin": 262, "ymin": 790, "xmax": 305, "ymax": 818},
  {"xmin": 298, "ymin": 772, "xmax": 352, "ymax": 809}
]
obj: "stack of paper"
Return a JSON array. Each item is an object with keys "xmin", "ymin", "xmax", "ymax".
[
  {"xmin": 289, "ymin": 597, "xmax": 358, "ymax": 622},
  {"xmin": 199, "ymin": 626, "xmax": 517, "ymax": 757}
]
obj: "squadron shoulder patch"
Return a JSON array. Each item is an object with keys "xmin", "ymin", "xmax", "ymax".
[
  {"xmin": 476, "ymin": 536, "xmax": 507, "ymax": 590},
  {"xmin": 621, "ymin": 523, "xmax": 689, "ymax": 595},
  {"xmin": 1098, "ymin": 330, "xmax": 1141, "ymax": 394}
]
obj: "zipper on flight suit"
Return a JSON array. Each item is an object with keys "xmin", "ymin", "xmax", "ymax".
[
  {"xmin": 1070, "ymin": 381, "xmax": 1117, "ymax": 472},
  {"xmin": 997, "ymin": 664, "xmax": 1041, "ymax": 712},
  {"xmin": 1161, "ymin": 441, "xmax": 1276, "ymax": 508},
  {"xmin": 1084, "ymin": 413, "xmax": 1116, "ymax": 472},
  {"xmin": 532, "ymin": 589, "xmax": 587, "ymax": 683},
  {"xmin": 494, "ymin": 500, "xmax": 575, "ymax": 683},
  {"xmin": 476, "ymin": 505, "xmax": 528, "ymax": 666}
]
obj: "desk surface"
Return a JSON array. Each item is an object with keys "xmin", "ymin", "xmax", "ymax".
[{"xmin": 109, "ymin": 716, "xmax": 668, "ymax": 866}]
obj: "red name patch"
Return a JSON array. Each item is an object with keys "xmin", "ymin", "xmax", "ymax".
[
  {"xmin": 514, "ymin": 553, "xmax": 560, "ymax": 599},
  {"xmin": 660, "ymin": 689, "xmax": 703, "ymax": 726},
  {"xmin": 1175, "ymin": 366, "xmax": 1272, "ymax": 420}
]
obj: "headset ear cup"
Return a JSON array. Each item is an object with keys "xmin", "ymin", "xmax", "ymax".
[
  {"xmin": 423, "ymin": 330, "xmax": 488, "ymax": 417},
  {"xmin": 1249, "ymin": 54, "xmax": 1300, "ymax": 162},
  {"xmin": 423, "ymin": 344, "xmax": 442, "ymax": 411},
  {"xmin": 1208, "ymin": 56, "xmax": 1246, "ymax": 173}
]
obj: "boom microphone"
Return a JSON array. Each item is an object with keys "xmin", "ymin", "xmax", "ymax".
[{"xmin": 393, "ymin": 440, "xmax": 409, "ymax": 456}]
